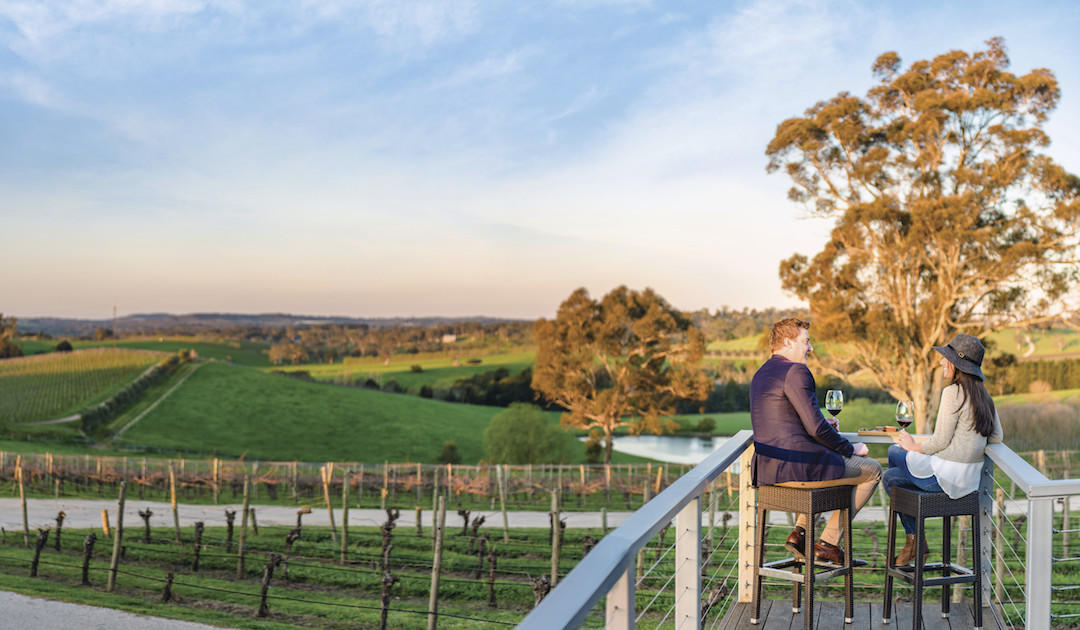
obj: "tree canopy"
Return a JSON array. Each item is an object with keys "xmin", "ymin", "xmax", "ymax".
[
  {"xmin": 767, "ymin": 38, "xmax": 1080, "ymax": 431},
  {"xmin": 532, "ymin": 286, "xmax": 711, "ymax": 463},
  {"xmin": 0, "ymin": 314, "xmax": 21, "ymax": 359},
  {"xmin": 484, "ymin": 403, "xmax": 575, "ymax": 464}
]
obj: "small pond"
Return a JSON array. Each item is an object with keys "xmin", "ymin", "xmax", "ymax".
[{"xmin": 603, "ymin": 434, "xmax": 739, "ymax": 467}]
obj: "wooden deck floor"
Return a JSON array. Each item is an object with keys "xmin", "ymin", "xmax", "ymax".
[{"xmin": 717, "ymin": 600, "xmax": 1009, "ymax": 630}]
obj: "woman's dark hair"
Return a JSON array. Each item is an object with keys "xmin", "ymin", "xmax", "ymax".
[{"xmin": 952, "ymin": 369, "xmax": 996, "ymax": 437}]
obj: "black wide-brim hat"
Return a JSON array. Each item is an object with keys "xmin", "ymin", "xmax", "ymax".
[{"xmin": 933, "ymin": 333, "xmax": 985, "ymax": 381}]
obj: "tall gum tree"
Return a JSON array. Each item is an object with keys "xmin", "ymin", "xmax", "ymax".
[
  {"xmin": 767, "ymin": 38, "xmax": 1080, "ymax": 432},
  {"xmin": 532, "ymin": 287, "xmax": 711, "ymax": 464}
]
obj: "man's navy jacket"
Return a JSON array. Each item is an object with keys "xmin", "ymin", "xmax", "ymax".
[{"xmin": 749, "ymin": 355, "xmax": 854, "ymax": 487}]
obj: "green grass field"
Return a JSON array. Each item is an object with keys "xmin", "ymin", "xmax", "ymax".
[
  {"xmin": 116, "ymin": 362, "xmax": 649, "ymax": 465},
  {"xmin": 0, "ymin": 348, "xmax": 167, "ymax": 424},
  {"xmin": 270, "ymin": 351, "xmax": 535, "ymax": 393}
]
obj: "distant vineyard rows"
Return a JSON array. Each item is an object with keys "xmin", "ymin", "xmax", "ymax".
[{"xmin": 0, "ymin": 348, "xmax": 167, "ymax": 423}]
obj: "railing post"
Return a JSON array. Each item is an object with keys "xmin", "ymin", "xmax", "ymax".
[
  {"xmin": 676, "ymin": 496, "xmax": 701, "ymax": 630},
  {"xmin": 979, "ymin": 457, "xmax": 994, "ymax": 607},
  {"xmin": 738, "ymin": 445, "xmax": 756, "ymax": 603},
  {"xmin": 1026, "ymin": 497, "xmax": 1053, "ymax": 630},
  {"xmin": 606, "ymin": 565, "xmax": 635, "ymax": 630}
]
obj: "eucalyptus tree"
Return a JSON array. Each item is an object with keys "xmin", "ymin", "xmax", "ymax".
[
  {"xmin": 532, "ymin": 286, "xmax": 711, "ymax": 464},
  {"xmin": 768, "ymin": 38, "xmax": 1080, "ymax": 431}
]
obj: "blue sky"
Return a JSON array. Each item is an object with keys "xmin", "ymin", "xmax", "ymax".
[{"xmin": 3, "ymin": 1, "xmax": 1079, "ymax": 319}]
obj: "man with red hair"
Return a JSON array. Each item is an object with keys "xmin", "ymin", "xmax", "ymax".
[{"xmin": 750, "ymin": 318, "xmax": 880, "ymax": 564}]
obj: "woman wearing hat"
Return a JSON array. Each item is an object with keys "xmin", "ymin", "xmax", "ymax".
[{"xmin": 882, "ymin": 333, "xmax": 1004, "ymax": 566}]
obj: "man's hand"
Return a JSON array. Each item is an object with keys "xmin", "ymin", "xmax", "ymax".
[
  {"xmin": 826, "ymin": 416, "xmax": 840, "ymax": 431},
  {"xmin": 852, "ymin": 442, "xmax": 869, "ymax": 457}
]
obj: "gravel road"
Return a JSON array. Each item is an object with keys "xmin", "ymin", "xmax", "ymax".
[{"xmin": 0, "ymin": 590, "xmax": 232, "ymax": 629}]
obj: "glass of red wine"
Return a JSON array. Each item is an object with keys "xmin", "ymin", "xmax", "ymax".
[
  {"xmin": 825, "ymin": 389, "xmax": 843, "ymax": 427},
  {"xmin": 895, "ymin": 401, "xmax": 914, "ymax": 431}
]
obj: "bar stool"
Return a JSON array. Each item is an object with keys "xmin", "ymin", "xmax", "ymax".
[
  {"xmin": 751, "ymin": 480, "xmax": 861, "ymax": 630},
  {"xmin": 883, "ymin": 488, "xmax": 982, "ymax": 629}
]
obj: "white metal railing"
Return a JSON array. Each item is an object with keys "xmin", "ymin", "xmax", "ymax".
[{"xmin": 518, "ymin": 430, "xmax": 1080, "ymax": 630}]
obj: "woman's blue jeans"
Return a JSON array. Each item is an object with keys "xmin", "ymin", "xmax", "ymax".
[{"xmin": 882, "ymin": 444, "xmax": 943, "ymax": 534}]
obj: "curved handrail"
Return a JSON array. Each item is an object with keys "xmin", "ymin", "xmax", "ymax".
[{"xmin": 516, "ymin": 430, "xmax": 754, "ymax": 630}]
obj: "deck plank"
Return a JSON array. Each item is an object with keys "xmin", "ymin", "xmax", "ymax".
[
  {"xmin": 736, "ymin": 600, "xmax": 771, "ymax": 629},
  {"xmin": 816, "ymin": 601, "xmax": 847, "ymax": 629},
  {"xmin": 716, "ymin": 599, "xmax": 1005, "ymax": 630},
  {"xmin": 762, "ymin": 599, "xmax": 794, "ymax": 630}
]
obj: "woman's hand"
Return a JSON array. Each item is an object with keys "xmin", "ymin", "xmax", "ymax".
[{"xmin": 897, "ymin": 430, "xmax": 922, "ymax": 453}]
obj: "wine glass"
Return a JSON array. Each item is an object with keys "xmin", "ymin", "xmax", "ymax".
[
  {"xmin": 895, "ymin": 401, "xmax": 914, "ymax": 431},
  {"xmin": 824, "ymin": 389, "xmax": 843, "ymax": 420}
]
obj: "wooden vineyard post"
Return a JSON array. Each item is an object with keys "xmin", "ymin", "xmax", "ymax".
[
  {"xmin": 654, "ymin": 466, "xmax": 664, "ymax": 495},
  {"xmin": 358, "ymin": 463, "xmax": 365, "ymax": 500},
  {"xmin": 212, "ymin": 458, "xmax": 220, "ymax": 504},
  {"xmin": 432, "ymin": 465, "xmax": 440, "ymax": 514},
  {"xmin": 321, "ymin": 465, "xmax": 338, "ymax": 544},
  {"xmin": 416, "ymin": 462, "xmax": 423, "ymax": 503},
  {"xmin": 106, "ymin": 481, "xmax": 126, "ymax": 592},
  {"xmin": 291, "ymin": 461, "xmax": 298, "ymax": 502},
  {"xmin": 497, "ymin": 465, "xmax": 509, "ymax": 543},
  {"xmin": 249, "ymin": 508, "xmax": 259, "ymax": 535},
  {"xmin": 550, "ymin": 490, "xmax": 561, "ymax": 587},
  {"xmin": 416, "ymin": 506, "xmax": 423, "ymax": 537},
  {"xmin": 237, "ymin": 474, "xmax": 250, "ymax": 579},
  {"xmin": 427, "ymin": 495, "xmax": 447, "ymax": 630},
  {"xmin": 382, "ymin": 462, "xmax": 389, "ymax": 510},
  {"xmin": 101, "ymin": 510, "xmax": 111, "ymax": 538},
  {"xmin": 17, "ymin": 457, "xmax": 29, "ymax": 547},
  {"xmin": 605, "ymin": 464, "xmax": 611, "ymax": 506},
  {"xmin": 139, "ymin": 458, "xmax": 147, "ymax": 500},
  {"xmin": 169, "ymin": 463, "xmax": 181, "ymax": 545},
  {"xmin": 341, "ymin": 469, "xmax": 350, "ymax": 564},
  {"xmin": 192, "ymin": 522, "xmax": 205, "ymax": 571}
]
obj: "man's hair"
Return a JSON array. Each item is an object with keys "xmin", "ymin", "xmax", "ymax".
[{"xmin": 769, "ymin": 318, "xmax": 810, "ymax": 352}]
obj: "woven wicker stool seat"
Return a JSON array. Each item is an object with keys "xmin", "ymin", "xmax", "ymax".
[
  {"xmin": 883, "ymin": 487, "xmax": 983, "ymax": 629},
  {"xmin": 751, "ymin": 479, "xmax": 861, "ymax": 630}
]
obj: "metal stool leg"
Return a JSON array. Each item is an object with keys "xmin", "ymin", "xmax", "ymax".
[
  {"xmin": 844, "ymin": 506, "xmax": 854, "ymax": 623},
  {"xmin": 883, "ymin": 506, "xmax": 897, "ymax": 624},
  {"xmin": 751, "ymin": 505, "xmax": 767, "ymax": 624},
  {"xmin": 972, "ymin": 510, "xmax": 983, "ymax": 630},
  {"xmin": 913, "ymin": 516, "xmax": 925, "ymax": 630},
  {"xmin": 803, "ymin": 514, "xmax": 815, "ymax": 630},
  {"xmin": 941, "ymin": 515, "xmax": 952, "ymax": 618}
]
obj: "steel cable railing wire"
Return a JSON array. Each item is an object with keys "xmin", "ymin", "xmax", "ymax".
[
  {"xmin": 635, "ymin": 535, "xmax": 677, "ymax": 588},
  {"xmin": 986, "ymin": 534, "xmax": 1027, "ymax": 626}
]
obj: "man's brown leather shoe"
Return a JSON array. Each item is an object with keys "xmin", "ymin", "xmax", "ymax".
[
  {"xmin": 814, "ymin": 540, "xmax": 844, "ymax": 565},
  {"xmin": 784, "ymin": 527, "xmax": 806, "ymax": 558}
]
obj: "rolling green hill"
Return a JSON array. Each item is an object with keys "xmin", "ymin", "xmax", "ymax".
[
  {"xmin": 117, "ymin": 362, "xmax": 646, "ymax": 464},
  {"xmin": 15, "ymin": 337, "xmax": 271, "ymax": 366}
]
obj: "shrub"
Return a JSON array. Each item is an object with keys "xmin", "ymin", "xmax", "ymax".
[
  {"xmin": 439, "ymin": 440, "xmax": 462, "ymax": 465},
  {"xmin": 419, "ymin": 385, "xmax": 434, "ymax": 398},
  {"xmin": 697, "ymin": 417, "xmax": 716, "ymax": 433},
  {"xmin": 364, "ymin": 378, "xmax": 380, "ymax": 390},
  {"xmin": 410, "ymin": 364, "xmax": 423, "ymax": 373},
  {"xmin": 56, "ymin": 340, "xmax": 74, "ymax": 352},
  {"xmin": 382, "ymin": 380, "xmax": 402, "ymax": 394},
  {"xmin": 466, "ymin": 358, "xmax": 483, "ymax": 365},
  {"xmin": 484, "ymin": 403, "xmax": 575, "ymax": 464}
]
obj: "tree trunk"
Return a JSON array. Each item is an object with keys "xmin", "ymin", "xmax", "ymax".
[{"xmin": 603, "ymin": 426, "xmax": 614, "ymax": 465}]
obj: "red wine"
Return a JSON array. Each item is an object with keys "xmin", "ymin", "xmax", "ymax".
[
  {"xmin": 896, "ymin": 419, "xmax": 912, "ymax": 429},
  {"xmin": 826, "ymin": 407, "xmax": 842, "ymax": 417}
]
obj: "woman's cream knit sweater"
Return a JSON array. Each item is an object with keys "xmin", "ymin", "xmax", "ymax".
[{"xmin": 920, "ymin": 383, "xmax": 1004, "ymax": 463}]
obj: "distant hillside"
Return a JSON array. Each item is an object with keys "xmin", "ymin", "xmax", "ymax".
[{"xmin": 17, "ymin": 313, "xmax": 526, "ymax": 337}]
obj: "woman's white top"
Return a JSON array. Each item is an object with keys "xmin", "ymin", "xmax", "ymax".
[
  {"xmin": 904, "ymin": 383, "xmax": 1004, "ymax": 499},
  {"xmin": 905, "ymin": 451, "xmax": 983, "ymax": 499}
]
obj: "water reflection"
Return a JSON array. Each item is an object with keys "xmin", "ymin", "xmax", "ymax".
[{"xmin": 605, "ymin": 434, "xmax": 735, "ymax": 465}]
